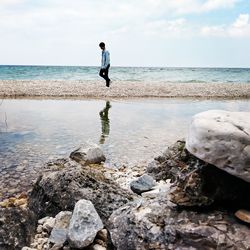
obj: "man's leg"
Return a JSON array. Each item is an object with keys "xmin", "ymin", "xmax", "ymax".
[
  {"xmin": 104, "ymin": 65, "xmax": 110, "ymax": 87},
  {"xmin": 99, "ymin": 68, "xmax": 106, "ymax": 80}
]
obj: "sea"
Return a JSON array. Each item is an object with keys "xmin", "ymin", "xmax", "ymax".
[{"xmin": 0, "ymin": 65, "xmax": 250, "ymax": 83}]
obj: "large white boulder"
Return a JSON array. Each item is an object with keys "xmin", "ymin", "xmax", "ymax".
[{"xmin": 186, "ymin": 110, "xmax": 250, "ymax": 183}]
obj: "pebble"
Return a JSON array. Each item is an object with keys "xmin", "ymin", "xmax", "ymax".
[
  {"xmin": 92, "ymin": 244, "xmax": 107, "ymax": 250},
  {"xmin": 42, "ymin": 217, "xmax": 56, "ymax": 233},
  {"xmin": 235, "ymin": 209, "xmax": 250, "ymax": 223}
]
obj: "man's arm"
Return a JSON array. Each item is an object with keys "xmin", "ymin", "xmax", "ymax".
[{"xmin": 103, "ymin": 51, "xmax": 110, "ymax": 68}]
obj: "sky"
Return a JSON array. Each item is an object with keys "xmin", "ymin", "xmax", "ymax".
[{"xmin": 0, "ymin": 0, "xmax": 250, "ymax": 67}]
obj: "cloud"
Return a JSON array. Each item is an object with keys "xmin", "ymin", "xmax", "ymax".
[
  {"xmin": 232, "ymin": 13, "xmax": 249, "ymax": 28},
  {"xmin": 144, "ymin": 18, "xmax": 189, "ymax": 38},
  {"xmin": 201, "ymin": 14, "xmax": 250, "ymax": 37},
  {"xmin": 201, "ymin": 0, "xmax": 239, "ymax": 12},
  {"xmin": 159, "ymin": 0, "xmax": 240, "ymax": 14}
]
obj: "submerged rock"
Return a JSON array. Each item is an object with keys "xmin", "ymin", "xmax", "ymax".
[
  {"xmin": 130, "ymin": 174, "xmax": 156, "ymax": 195},
  {"xmin": 28, "ymin": 159, "xmax": 133, "ymax": 224},
  {"xmin": 70, "ymin": 145, "xmax": 106, "ymax": 165},
  {"xmin": 107, "ymin": 197, "xmax": 250, "ymax": 250},
  {"xmin": 68, "ymin": 199, "xmax": 103, "ymax": 248},
  {"xmin": 147, "ymin": 141, "xmax": 250, "ymax": 208},
  {"xmin": 0, "ymin": 207, "xmax": 36, "ymax": 250},
  {"xmin": 186, "ymin": 110, "xmax": 250, "ymax": 182}
]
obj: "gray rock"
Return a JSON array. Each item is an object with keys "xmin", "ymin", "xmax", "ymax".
[
  {"xmin": 28, "ymin": 160, "xmax": 133, "ymax": 224},
  {"xmin": 147, "ymin": 140, "xmax": 250, "ymax": 208},
  {"xmin": 70, "ymin": 145, "xmax": 106, "ymax": 165},
  {"xmin": 49, "ymin": 211, "xmax": 72, "ymax": 245},
  {"xmin": 67, "ymin": 199, "xmax": 103, "ymax": 248},
  {"xmin": 130, "ymin": 174, "xmax": 156, "ymax": 194},
  {"xmin": 107, "ymin": 197, "xmax": 250, "ymax": 250},
  {"xmin": 186, "ymin": 110, "xmax": 250, "ymax": 182},
  {"xmin": 0, "ymin": 207, "xmax": 36, "ymax": 250}
]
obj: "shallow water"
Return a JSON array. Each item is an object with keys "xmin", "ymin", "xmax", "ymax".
[{"xmin": 0, "ymin": 98, "xmax": 250, "ymax": 199}]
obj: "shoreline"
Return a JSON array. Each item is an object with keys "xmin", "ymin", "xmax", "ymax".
[{"xmin": 1, "ymin": 80, "xmax": 250, "ymax": 99}]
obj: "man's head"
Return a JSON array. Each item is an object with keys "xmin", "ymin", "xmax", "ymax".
[{"xmin": 99, "ymin": 42, "xmax": 105, "ymax": 50}]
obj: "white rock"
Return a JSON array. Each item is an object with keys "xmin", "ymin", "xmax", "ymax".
[
  {"xmin": 67, "ymin": 199, "xmax": 104, "ymax": 248},
  {"xmin": 142, "ymin": 180, "xmax": 171, "ymax": 199},
  {"xmin": 186, "ymin": 110, "xmax": 250, "ymax": 182},
  {"xmin": 42, "ymin": 217, "xmax": 55, "ymax": 233},
  {"xmin": 38, "ymin": 216, "xmax": 50, "ymax": 225},
  {"xmin": 92, "ymin": 244, "xmax": 107, "ymax": 250}
]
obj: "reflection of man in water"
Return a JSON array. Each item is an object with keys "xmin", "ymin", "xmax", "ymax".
[{"xmin": 99, "ymin": 101, "xmax": 111, "ymax": 144}]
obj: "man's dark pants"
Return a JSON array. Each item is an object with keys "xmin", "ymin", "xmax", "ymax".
[{"xmin": 99, "ymin": 64, "xmax": 110, "ymax": 87}]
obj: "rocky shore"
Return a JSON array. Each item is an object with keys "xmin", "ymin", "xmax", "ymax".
[
  {"xmin": 1, "ymin": 80, "xmax": 250, "ymax": 98},
  {"xmin": 0, "ymin": 110, "xmax": 250, "ymax": 249}
]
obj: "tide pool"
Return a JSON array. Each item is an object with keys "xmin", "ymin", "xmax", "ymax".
[{"xmin": 0, "ymin": 98, "xmax": 250, "ymax": 199}]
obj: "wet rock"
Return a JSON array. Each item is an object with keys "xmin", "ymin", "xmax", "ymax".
[
  {"xmin": 147, "ymin": 140, "xmax": 250, "ymax": 208},
  {"xmin": 235, "ymin": 209, "xmax": 250, "ymax": 224},
  {"xmin": 186, "ymin": 110, "xmax": 250, "ymax": 182},
  {"xmin": 70, "ymin": 145, "xmax": 106, "ymax": 165},
  {"xmin": 68, "ymin": 199, "xmax": 103, "ymax": 248},
  {"xmin": 49, "ymin": 211, "xmax": 72, "ymax": 245},
  {"xmin": 107, "ymin": 197, "xmax": 250, "ymax": 250},
  {"xmin": 0, "ymin": 207, "xmax": 36, "ymax": 250},
  {"xmin": 130, "ymin": 174, "xmax": 156, "ymax": 195},
  {"xmin": 28, "ymin": 160, "xmax": 133, "ymax": 224}
]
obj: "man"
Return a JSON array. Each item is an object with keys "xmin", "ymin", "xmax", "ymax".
[{"xmin": 99, "ymin": 42, "xmax": 111, "ymax": 87}]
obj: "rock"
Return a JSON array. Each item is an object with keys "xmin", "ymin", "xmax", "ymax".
[
  {"xmin": 49, "ymin": 211, "xmax": 72, "ymax": 245},
  {"xmin": 0, "ymin": 207, "xmax": 36, "ymax": 250},
  {"xmin": 147, "ymin": 140, "xmax": 250, "ymax": 208},
  {"xmin": 186, "ymin": 110, "xmax": 250, "ymax": 182},
  {"xmin": 50, "ymin": 243, "xmax": 63, "ymax": 250},
  {"xmin": 38, "ymin": 216, "xmax": 50, "ymax": 225},
  {"xmin": 67, "ymin": 199, "xmax": 103, "ymax": 249},
  {"xmin": 130, "ymin": 174, "xmax": 156, "ymax": 195},
  {"xmin": 235, "ymin": 209, "xmax": 250, "ymax": 223},
  {"xmin": 42, "ymin": 217, "xmax": 55, "ymax": 233},
  {"xmin": 28, "ymin": 160, "xmax": 133, "ymax": 225},
  {"xmin": 0, "ymin": 196, "xmax": 27, "ymax": 208},
  {"xmin": 96, "ymin": 229, "xmax": 108, "ymax": 243},
  {"xmin": 107, "ymin": 197, "xmax": 250, "ymax": 250},
  {"xmin": 70, "ymin": 145, "xmax": 106, "ymax": 165},
  {"xmin": 147, "ymin": 140, "xmax": 186, "ymax": 181},
  {"xmin": 92, "ymin": 244, "xmax": 107, "ymax": 250},
  {"xmin": 141, "ymin": 180, "xmax": 171, "ymax": 199}
]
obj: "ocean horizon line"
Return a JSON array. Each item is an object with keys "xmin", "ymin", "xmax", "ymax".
[{"xmin": 0, "ymin": 64, "xmax": 250, "ymax": 69}]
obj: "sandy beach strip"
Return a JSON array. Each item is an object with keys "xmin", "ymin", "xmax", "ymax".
[{"xmin": 0, "ymin": 80, "xmax": 250, "ymax": 99}]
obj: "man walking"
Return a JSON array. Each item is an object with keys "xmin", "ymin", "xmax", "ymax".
[{"xmin": 99, "ymin": 42, "xmax": 111, "ymax": 87}]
